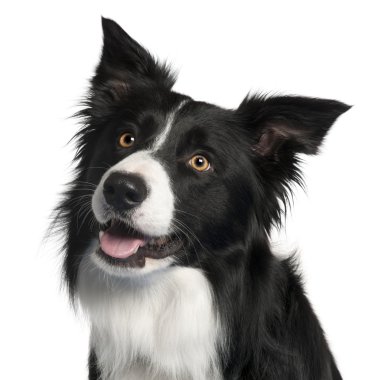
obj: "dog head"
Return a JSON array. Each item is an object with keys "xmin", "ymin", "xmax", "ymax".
[{"xmin": 58, "ymin": 18, "xmax": 350, "ymax": 286}]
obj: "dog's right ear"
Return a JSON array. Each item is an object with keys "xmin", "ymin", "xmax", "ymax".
[{"xmin": 91, "ymin": 17, "xmax": 175, "ymax": 100}]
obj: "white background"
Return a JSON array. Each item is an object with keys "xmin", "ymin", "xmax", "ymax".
[{"xmin": 1, "ymin": 1, "xmax": 364, "ymax": 379}]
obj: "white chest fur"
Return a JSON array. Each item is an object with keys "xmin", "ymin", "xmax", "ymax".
[{"xmin": 78, "ymin": 259, "xmax": 223, "ymax": 380}]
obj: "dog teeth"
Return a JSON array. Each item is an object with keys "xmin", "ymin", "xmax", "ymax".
[
  {"xmin": 146, "ymin": 237, "xmax": 168, "ymax": 249},
  {"xmin": 99, "ymin": 231, "xmax": 104, "ymax": 240},
  {"xmin": 132, "ymin": 246, "xmax": 139, "ymax": 254},
  {"xmin": 156, "ymin": 237, "xmax": 167, "ymax": 245}
]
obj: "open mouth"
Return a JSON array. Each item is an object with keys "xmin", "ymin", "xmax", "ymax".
[{"xmin": 96, "ymin": 220, "xmax": 183, "ymax": 268}]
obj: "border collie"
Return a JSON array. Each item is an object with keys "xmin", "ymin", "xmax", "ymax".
[{"xmin": 54, "ymin": 17, "xmax": 350, "ymax": 380}]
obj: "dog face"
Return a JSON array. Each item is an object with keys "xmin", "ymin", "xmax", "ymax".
[
  {"xmin": 61, "ymin": 18, "xmax": 349, "ymax": 282},
  {"xmin": 87, "ymin": 91, "xmax": 255, "ymax": 275}
]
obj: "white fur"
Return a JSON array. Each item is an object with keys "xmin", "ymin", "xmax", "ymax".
[
  {"xmin": 150, "ymin": 100, "xmax": 188, "ymax": 152},
  {"xmin": 78, "ymin": 253, "xmax": 223, "ymax": 380}
]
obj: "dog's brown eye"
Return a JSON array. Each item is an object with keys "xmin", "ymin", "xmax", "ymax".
[
  {"xmin": 188, "ymin": 155, "xmax": 211, "ymax": 172},
  {"xmin": 118, "ymin": 132, "xmax": 135, "ymax": 148}
]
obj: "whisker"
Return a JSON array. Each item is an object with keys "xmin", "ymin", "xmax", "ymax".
[
  {"xmin": 170, "ymin": 223, "xmax": 191, "ymax": 265},
  {"xmin": 77, "ymin": 206, "xmax": 94, "ymax": 234},
  {"xmin": 174, "ymin": 209, "xmax": 201, "ymax": 220},
  {"xmin": 173, "ymin": 218, "xmax": 207, "ymax": 253},
  {"xmin": 171, "ymin": 218, "xmax": 208, "ymax": 270}
]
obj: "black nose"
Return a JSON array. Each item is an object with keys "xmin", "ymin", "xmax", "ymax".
[{"xmin": 103, "ymin": 172, "xmax": 148, "ymax": 211}]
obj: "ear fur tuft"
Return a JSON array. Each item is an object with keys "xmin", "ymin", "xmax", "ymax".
[{"xmin": 238, "ymin": 94, "xmax": 351, "ymax": 157}]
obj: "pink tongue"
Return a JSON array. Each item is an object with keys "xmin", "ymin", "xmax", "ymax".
[{"xmin": 100, "ymin": 231, "xmax": 145, "ymax": 259}]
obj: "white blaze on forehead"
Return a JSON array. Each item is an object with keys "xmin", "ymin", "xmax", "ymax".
[{"xmin": 150, "ymin": 99, "xmax": 189, "ymax": 152}]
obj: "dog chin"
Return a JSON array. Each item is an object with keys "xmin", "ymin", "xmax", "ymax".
[{"xmin": 90, "ymin": 251, "xmax": 174, "ymax": 278}]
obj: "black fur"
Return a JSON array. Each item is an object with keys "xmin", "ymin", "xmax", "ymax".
[{"xmin": 54, "ymin": 17, "xmax": 350, "ymax": 379}]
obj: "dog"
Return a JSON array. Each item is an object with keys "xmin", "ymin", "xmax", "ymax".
[{"xmin": 54, "ymin": 17, "xmax": 350, "ymax": 379}]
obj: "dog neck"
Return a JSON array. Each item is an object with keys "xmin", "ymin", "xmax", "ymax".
[{"xmin": 78, "ymin": 256, "xmax": 224, "ymax": 380}]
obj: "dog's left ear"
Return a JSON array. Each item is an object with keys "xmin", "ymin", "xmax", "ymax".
[
  {"xmin": 237, "ymin": 95, "xmax": 351, "ymax": 228},
  {"xmin": 238, "ymin": 95, "xmax": 351, "ymax": 158}
]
